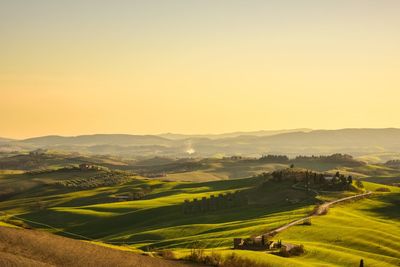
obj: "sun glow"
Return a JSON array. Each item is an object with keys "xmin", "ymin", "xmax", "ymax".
[{"xmin": 1, "ymin": 1, "xmax": 400, "ymax": 138}]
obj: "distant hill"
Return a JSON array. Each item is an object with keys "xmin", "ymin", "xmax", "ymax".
[
  {"xmin": 2, "ymin": 128, "xmax": 400, "ymax": 159},
  {"xmin": 19, "ymin": 134, "xmax": 171, "ymax": 147},
  {"xmin": 251, "ymin": 128, "xmax": 400, "ymax": 156},
  {"xmin": 0, "ymin": 138, "xmax": 21, "ymax": 153},
  {"xmin": 0, "ymin": 137, "xmax": 14, "ymax": 143},
  {"xmin": 158, "ymin": 128, "xmax": 312, "ymax": 140},
  {"xmin": 0, "ymin": 152, "xmax": 129, "ymax": 171}
]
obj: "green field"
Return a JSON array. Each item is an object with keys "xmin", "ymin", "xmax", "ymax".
[{"xmin": 1, "ymin": 156, "xmax": 399, "ymax": 266}]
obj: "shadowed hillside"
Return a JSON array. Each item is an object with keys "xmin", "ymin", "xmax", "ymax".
[{"xmin": 0, "ymin": 225, "xmax": 189, "ymax": 267}]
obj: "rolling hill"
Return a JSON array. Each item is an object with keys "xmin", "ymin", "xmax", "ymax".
[
  {"xmin": 0, "ymin": 158, "xmax": 399, "ymax": 266},
  {"xmin": 18, "ymin": 134, "xmax": 172, "ymax": 147},
  {"xmin": 157, "ymin": 129, "xmax": 312, "ymax": 140},
  {"xmin": 3, "ymin": 128, "xmax": 400, "ymax": 158},
  {"xmin": 0, "ymin": 137, "xmax": 14, "ymax": 143},
  {"xmin": 0, "ymin": 224, "xmax": 189, "ymax": 267}
]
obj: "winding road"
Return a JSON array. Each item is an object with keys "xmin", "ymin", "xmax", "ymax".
[{"xmin": 256, "ymin": 190, "xmax": 372, "ymax": 239}]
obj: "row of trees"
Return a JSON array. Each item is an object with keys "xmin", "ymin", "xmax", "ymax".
[
  {"xmin": 259, "ymin": 155, "xmax": 289, "ymax": 163},
  {"xmin": 331, "ymin": 171, "xmax": 353, "ymax": 186},
  {"xmin": 258, "ymin": 153, "xmax": 364, "ymax": 166},
  {"xmin": 294, "ymin": 153, "xmax": 354, "ymax": 162},
  {"xmin": 270, "ymin": 169, "xmax": 359, "ymax": 191},
  {"xmin": 55, "ymin": 171, "xmax": 131, "ymax": 189},
  {"xmin": 385, "ymin": 159, "xmax": 400, "ymax": 167}
]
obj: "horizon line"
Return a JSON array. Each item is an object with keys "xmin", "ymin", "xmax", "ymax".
[{"xmin": 3, "ymin": 127, "xmax": 400, "ymax": 140}]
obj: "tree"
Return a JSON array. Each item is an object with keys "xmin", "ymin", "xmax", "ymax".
[
  {"xmin": 356, "ymin": 179, "xmax": 364, "ymax": 188},
  {"xmin": 347, "ymin": 175, "xmax": 353, "ymax": 184},
  {"xmin": 259, "ymin": 154, "xmax": 289, "ymax": 163},
  {"xmin": 290, "ymin": 164, "xmax": 295, "ymax": 169},
  {"xmin": 340, "ymin": 175, "xmax": 347, "ymax": 185},
  {"xmin": 271, "ymin": 170, "xmax": 284, "ymax": 182}
]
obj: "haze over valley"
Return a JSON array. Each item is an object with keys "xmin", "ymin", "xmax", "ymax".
[{"xmin": 2, "ymin": 128, "xmax": 400, "ymax": 160}]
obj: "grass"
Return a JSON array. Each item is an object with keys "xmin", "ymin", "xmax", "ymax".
[
  {"xmin": 0, "ymin": 221, "xmax": 18, "ymax": 228},
  {"xmin": 0, "ymin": 163, "xmax": 399, "ymax": 266},
  {"xmin": 165, "ymin": 171, "xmax": 228, "ymax": 182},
  {"xmin": 169, "ymin": 186, "xmax": 400, "ymax": 267},
  {"xmin": 0, "ymin": 225, "xmax": 186, "ymax": 267},
  {"xmin": 0, "ymin": 174, "xmax": 315, "ymax": 248},
  {"xmin": 162, "ymin": 161, "xmax": 288, "ymax": 182},
  {"xmin": 362, "ymin": 175, "xmax": 400, "ymax": 186},
  {"xmin": 272, "ymin": 188, "xmax": 400, "ymax": 266}
]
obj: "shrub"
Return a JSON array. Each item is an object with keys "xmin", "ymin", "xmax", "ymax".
[
  {"xmin": 289, "ymin": 245, "xmax": 305, "ymax": 256},
  {"xmin": 278, "ymin": 249, "xmax": 290, "ymax": 257},
  {"xmin": 157, "ymin": 249, "xmax": 175, "ymax": 260},
  {"xmin": 186, "ymin": 247, "xmax": 204, "ymax": 263},
  {"xmin": 355, "ymin": 179, "xmax": 364, "ymax": 188},
  {"xmin": 221, "ymin": 253, "xmax": 270, "ymax": 267},
  {"xmin": 185, "ymin": 250, "xmax": 270, "ymax": 267},
  {"xmin": 203, "ymin": 251, "xmax": 223, "ymax": 266},
  {"xmin": 277, "ymin": 244, "xmax": 305, "ymax": 257}
]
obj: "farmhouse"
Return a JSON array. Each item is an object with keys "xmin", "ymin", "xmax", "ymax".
[
  {"xmin": 233, "ymin": 236, "xmax": 274, "ymax": 251},
  {"xmin": 233, "ymin": 237, "xmax": 302, "ymax": 256}
]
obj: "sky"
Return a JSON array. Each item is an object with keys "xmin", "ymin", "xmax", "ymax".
[{"xmin": 1, "ymin": 0, "xmax": 400, "ymax": 139}]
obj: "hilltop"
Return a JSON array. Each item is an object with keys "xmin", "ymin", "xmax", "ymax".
[
  {"xmin": 20, "ymin": 134, "xmax": 170, "ymax": 147},
  {"xmin": 158, "ymin": 129, "xmax": 312, "ymax": 140},
  {"xmin": 0, "ymin": 137, "xmax": 14, "ymax": 143},
  {"xmin": 2, "ymin": 128, "xmax": 400, "ymax": 158}
]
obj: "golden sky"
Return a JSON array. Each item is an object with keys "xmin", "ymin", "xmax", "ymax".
[{"xmin": 1, "ymin": 1, "xmax": 400, "ymax": 139}]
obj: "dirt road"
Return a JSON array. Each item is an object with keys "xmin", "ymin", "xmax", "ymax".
[{"xmin": 256, "ymin": 191, "xmax": 372, "ymax": 239}]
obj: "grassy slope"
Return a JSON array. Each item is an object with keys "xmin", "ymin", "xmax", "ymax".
[
  {"xmin": 174, "ymin": 184, "xmax": 399, "ymax": 267},
  {"xmin": 161, "ymin": 160, "xmax": 398, "ymax": 183},
  {"xmin": 0, "ymin": 221, "xmax": 18, "ymax": 227},
  {"xmin": 1, "ymin": 165, "xmax": 399, "ymax": 266},
  {"xmin": 0, "ymin": 174, "xmax": 315, "ymax": 250},
  {"xmin": 163, "ymin": 161, "xmax": 289, "ymax": 182},
  {"xmin": 0, "ymin": 225, "xmax": 188, "ymax": 267},
  {"xmin": 272, "ymin": 184, "xmax": 400, "ymax": 266}
]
